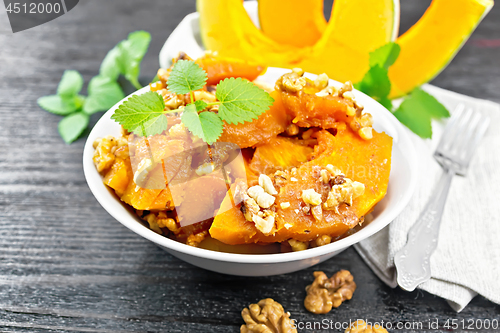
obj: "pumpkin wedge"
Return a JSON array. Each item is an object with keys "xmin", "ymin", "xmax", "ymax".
[
  {"xmin": 296, "ymin": 0, "xmax": 399, "ymax": 83},
  {"xmin": 389, "ymin": 0, "xmax": 494, "ymax": 98},
  {"xmin": 195, "ymin": 54, "xmax": 266, "ymax": 86},
  {"xmin": 249, "ymin": 136, "xmax": 314, "ymax": 175},
  {"xmin": 198, "ymin": 0, "xmax": 398, "ymax": 84},
  {"xmin": 197, "ymin": 0, "xmax": 309, "ymax": 66},
  {"xmin": 218, "ymin": 90, "xmax": 289, "ymax": 148},
  {"xmin": 209, "ymin": 128, "xmax": 392, "ymax": 245},
  {"xmin": 258, "ymin": 0, "xmax": 326, "ymax": 47}
]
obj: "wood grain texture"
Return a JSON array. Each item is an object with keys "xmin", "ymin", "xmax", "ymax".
[{"xmin": 0, "ymin": 0, "xmax": 499, "ymax": 332}]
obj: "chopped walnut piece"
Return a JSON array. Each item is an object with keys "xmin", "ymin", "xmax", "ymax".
[
  {"xmin": 304, "ymin": 270, "xmax": 356, "ymax": 314},
  {"xmin": 253, "ymin": 214, "xmax": 275, "ymax": 235},
  {"xmin": 288, "ymin": 239, "xmax": 308, "ymax": 252},
  {"xmin": 259, "ymin": 174, "xmax": 278, "ymax": 195},
  {"xmin": 276, "ymin": 71, "xmax": 306, "ymax": 93},
  {"xmin": 240, "ymin": 298, "xmax": 297, "ymax": 333},
  {"xmin": 92, "ymin": 136, "xmax": 117, "ymax": 174},
  {"xmin": 143, "ymin": 213, "xmax": 162, "ymax": 234},
  {"xmin": 311, "ymin": 205, "xmax": 323, "ymax": 222},
  {"xmin": 358, "ymin": 127, "xmax": 373, "ymax": 140},
  {"xmin": 314, "ymin": 235, "xmax": 332, "ymax": 247},
  {"xmin": 186, "ymin": 230, "xmax": 208, "ymax": 247},
  {"xmin": 345, "ymin": 320, "xmax": 388, "ymax": 333},
  {"xmin": 240, "ymin": 176, "xmax": 279, "ymax": 234},
  {"xmin": 338, "ymin": 81, "xmax": 353, "ymax": 97},
  {"xmin": 313, "ymin": 73, "xmax": 329, "ymax": 90},
  {"xmin": 320, "ymin": 166, "xmax": 365, "ymax": 212},
  {"xmin": 302, "ymin": 189, "xmax": 322, "ymax": 206},
  {"xmin": 280, "ymin": 202, "xmax": 291, "ymax": 209},
  {"xmin": 274, "ymin": 170, "xmax": 289, "ymax": 188}
]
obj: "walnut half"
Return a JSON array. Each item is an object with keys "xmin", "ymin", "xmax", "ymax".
[
  {"xmin": 304, "ymin": 270, "xmax": 356, "ymax": 314},
  {"xmin": 241, "ymin": 298, "xmax": 297, "ymax": 333}
]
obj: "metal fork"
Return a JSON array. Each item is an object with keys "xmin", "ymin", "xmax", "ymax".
[{"xmin": 394, "ymin": 104, "xmax": 490, "ymax": 292}]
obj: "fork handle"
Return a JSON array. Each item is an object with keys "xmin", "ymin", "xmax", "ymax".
[{"xmin": 394, "ymin": 168, "xmax": 455, "ymax": 291}]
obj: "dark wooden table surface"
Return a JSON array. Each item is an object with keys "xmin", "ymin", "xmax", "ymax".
[{"xmin": 0, "ymin": 1, "xmax": 499, "ymax": 332}]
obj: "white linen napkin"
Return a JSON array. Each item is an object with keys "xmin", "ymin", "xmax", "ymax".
[{"xmin": 354, "ymin": 84, "xmax": 500, "ymax": 312}]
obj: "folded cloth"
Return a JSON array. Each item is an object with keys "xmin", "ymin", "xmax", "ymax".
[{"xmin": 354, "ymin": 84, "xmax": 500, "ymax": 312}]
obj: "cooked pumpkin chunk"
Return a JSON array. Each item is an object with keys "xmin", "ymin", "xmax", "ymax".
[
  {"xmin": 218, "ymin": 90, "xmax": 289, "ymax": 148},
  {"xmin": 209, "ymin": 127, "xmax": 392, "ymax": 245},
  {"xmin": 249, "ymin": 136, "xmax": 313, "ymax": 175},
  {"xmin": 195, "ymin": 54, "xmax": 266, "ymax": 86}
]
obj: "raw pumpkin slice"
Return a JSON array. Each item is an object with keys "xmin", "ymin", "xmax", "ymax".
[
  {"xmin": 197, "ymin": 0, "xmax": 309, "ymax": 67},
  {"xmin": 209, "ymin": 127, "xmax": 392, "ymax": 245},
  {"xmin": 389, "ymin": 0, "xmax": 494, "ymax": 98},
  {"xmin": 258, "ymin": 0, "xmax": 327, "ymax": 47},
  {"xmin": 296, "ymin": 0, "xmax": 399, "ymax": 83}
]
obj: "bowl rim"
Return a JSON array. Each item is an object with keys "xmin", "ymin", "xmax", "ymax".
[{"xmin": 83, "ymin": 69, "xmax": 418, "ymax": 264}]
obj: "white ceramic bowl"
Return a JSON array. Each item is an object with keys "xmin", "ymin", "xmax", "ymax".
[{"xmin": 83, "ymin": 66, "xmax": 418, "ymax": 276}]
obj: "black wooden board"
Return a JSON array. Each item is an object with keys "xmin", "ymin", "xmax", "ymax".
[{"xmin": 0, "ymin": 1, "xmax": 499, "ymax": 332}]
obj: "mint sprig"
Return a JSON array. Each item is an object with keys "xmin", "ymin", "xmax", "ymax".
[
  {"xmin": 112, "ymin": 59, "xmax": 274, "ymax": 144},
  {"xmin": 100, "ymin": 31, "xmax": 151, "ymax": 89},
  {"xmin": 112, "ymin": 91, "xmax": 167, "ymax": 137},
  {"xmin": 216, "ymin": 77, "xmax": 275, "ymax": 125},
  {"xmin": 38, "ymin": 31, "xmax": 151, "ymax": 144},
  {"xmin": 393, "ymin": 88, "xmax": 450, "ymax": 138},
  {"xmin": 355, "ymin": 42, "xmax": 450, "ymax": 139},
  {"xmin": 167, "ymin": 60, "xmax": 207, "ymax": 95},
  {"xmin": 181, "ymin": 104, "xmax": 224, "ymax": 143}
]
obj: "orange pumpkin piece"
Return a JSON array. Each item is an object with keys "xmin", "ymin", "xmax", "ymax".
[
  {"xmin": 279, "ymin": 89, "xmax": 356, "ymax": 129},
  {"xmin": 112, "ymin": 135, "xmax": 195, "ymax": 210},
  {"xmin": 311, "ymin": 129, "xmax": 392, "ymax": 217},
  {"xmin": 103, "ymin": 158, "xmax": 132, "ymax": 197},
  {"xmin": 120, "ymin": 182, "xmax": 164, "ymax": 211},
  {"xmin": 195, "ymin": 54, "xmax": 266, "ymax": 86},
  {"xmin": 249, "ymin": 136, "xmax": 313, "ymax": 175},
  {"xmin": 209, "ymin": 127, "xmax": 392, "ymax": 245},
  {"xmin": 176, "ymin": 174, "xmax": 229, "ymax": 227},
  {"xmin": 218, "ymin": 90, "xmax": 289, "ymax": 148},
  {"xmin": 210, "ymin": 178, "xmax": 360, "ymax": 244}
]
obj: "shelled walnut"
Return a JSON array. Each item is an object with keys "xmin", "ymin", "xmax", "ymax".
[
  {"xmin": 241, "ymin": 298, "xmax": 297, "ymax": 333},
  {"xmin": 304, "ymin": 270, "xmax": 356, "ymax": 314}
]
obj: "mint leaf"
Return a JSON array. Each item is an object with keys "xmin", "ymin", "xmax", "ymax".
[
  {"xmin": 167, "ymin": 60, "xmax": 207, "ymax": 95},
  {"xmin": 83, "ymin": 76, "xmax": 125, "ymax": 115},
  {"xmin": 57, "ymin": 70, "xmax": 84, "ymax": 98},
  {"xmin": 410, "ymin": 88, "xmax": 450, "ymax": 119},
  {"xmin": 194, "ymin": 100, "xmax": 208, "ymax": 112},
  {"xmin": 100, "ymin": 47, "xmax": 121, "ymax": 81},
  {"xmin": 181, "ymin": 104, "xmax": 223, "ymax": 144},
  {"xmin": 58, "ymin": 112, "xmax": 89, "ymax": 144},
  {"xmin": 38, "ymin": 95, "xmax": 85, "ymax": 115},
  {"xmin": 99, "ymin": 31, "xmax": 151, "ymax": 89},
  {"xmin": 393, "ymin": 87, "xmax": 450, "ymax": 139},
  {"xmin": 379, "ymin": 97, "xmax": 393, "ymax": 111},
  {"xmin": 117, "ymin": 31, "xmax": 151, "ymax": 89},
  {"xmin": 354, "ymin": 65, "xmax": 391, "ymax": 105},
  {"xmin": 369, "ymin": 42, "xmax": 400, "ymax": 70},
  {"xmin": 111, "ymin": 91, "xmax": 167, "ymax": 136},
  {"xmin": 216, "ymin": 77, "xmax": 274, "ymax": 125}
]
